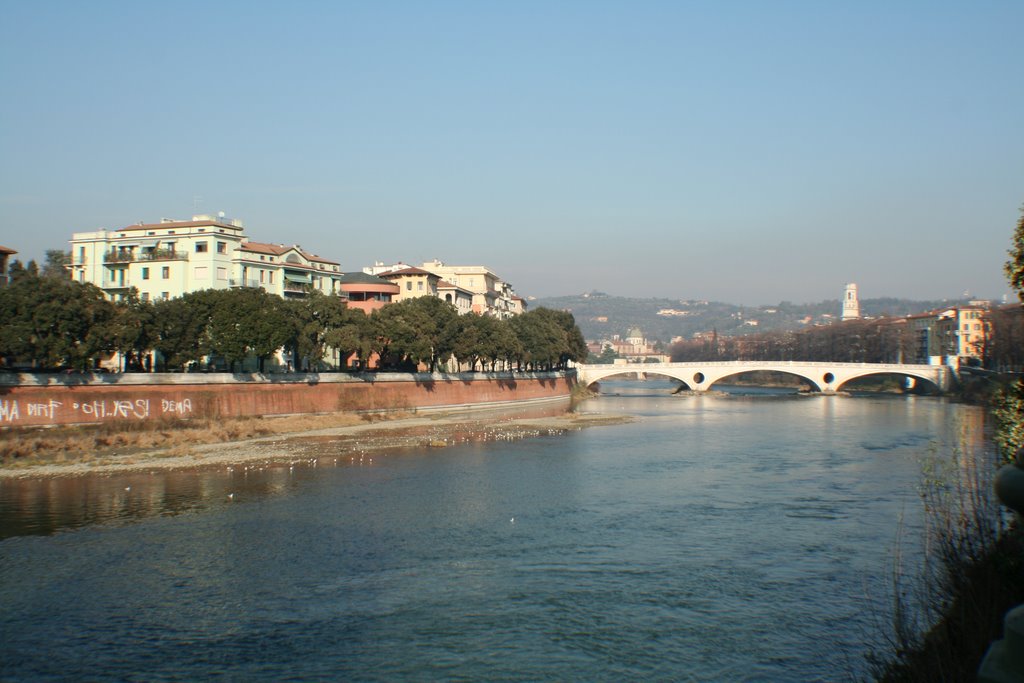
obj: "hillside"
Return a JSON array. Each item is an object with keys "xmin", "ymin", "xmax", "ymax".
[{"xmin": 531, "ymin": 292, "xmax": 968, "ymax": 343}]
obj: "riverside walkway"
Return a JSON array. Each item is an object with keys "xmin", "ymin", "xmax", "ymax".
[{"xmin": 575, "ymin": 360, "xmax": 953, "ymax": 393}]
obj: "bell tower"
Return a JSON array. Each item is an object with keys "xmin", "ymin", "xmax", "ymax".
[{"xmin": 842, "ymin": 283, "xmax": 860, "ymax": 321}]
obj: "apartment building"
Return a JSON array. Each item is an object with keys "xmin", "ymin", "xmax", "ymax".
[
  {"xmin": 365, "ymin": 259, "xmax": 525, "ymax": 317},
  {"xmin": 905, "ymin": 303, "xmax": 990, "ymax": 363},
  {"xmin": 69, "ymin": 215, "xmax": 343, "ymax": 302},
  {"xmin": 336, "ymin": 272, "xmax": 400, "ymax": 313},
  {"xmin": 376, "ymin": 267, "xmax": 440, "ymax": 303},
  {"xmin": 0, "ymin": 245, "xmax": 15, "ymax": 286}
]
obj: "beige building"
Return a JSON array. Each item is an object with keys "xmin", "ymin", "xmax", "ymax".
[
  {"xmin": 365, "ymin": 259, "xmax": 525, "ymax": 318},
  {"xmin": 905, "ymin": 303, "xmax": 990, "ymax": 364},
  {"xmin": 377, "ymin": 266, "xmax": 440, "ymax": 303},
  {"xmin": 437, "ymin": 280, "xmax": 474, "ymax": 314},
  {"xmin": 69, "ymin": 215, "xmax": 343, "ymax": 302}
]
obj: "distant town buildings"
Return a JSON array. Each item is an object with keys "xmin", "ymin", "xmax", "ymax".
[
  {"xmin": 0, "ymin": 245, "xmax": 16, "ymax": 286},
  {"xmin": 588, "ymin": 328, "xmax": 671, "ymax": 363},
  {"xmin": 841, "ymin": 283, "xmax": 860, "ymax": 321}
]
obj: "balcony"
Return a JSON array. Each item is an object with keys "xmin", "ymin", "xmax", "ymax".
[
  {"xmin": 140, "ymin": 249, "xmax": 186, "ymax": 262},
  {"xmin": 102, "ymin": 279, "xmax": 131, "ymax": 289},
  {"xmin": 103, "ymin": 249, "xmax": 187, "ymax": 263},
  {"xmin": 103, "ymin": 250, "xmax": 135, "ymax": 263},
  {"xmin": 230, "ymin": 278, "xmax": 263, "ymax": 289}
]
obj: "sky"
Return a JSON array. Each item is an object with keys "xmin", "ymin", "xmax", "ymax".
[{"xmin": 1, "ymin": 1, "xmax": 1022, "ymax": 305}]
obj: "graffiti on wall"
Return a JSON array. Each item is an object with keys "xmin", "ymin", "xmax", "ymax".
[{"xmin": 0, "ymin": 397, "xmax": 193, "ymax": 424}]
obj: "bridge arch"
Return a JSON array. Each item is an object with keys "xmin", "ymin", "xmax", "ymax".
[
  {"xmin": 834, "ymin": 371, "xmax": 941, "ymax": 394},
  {"xmin": 581, "ymin": 367, "xmax": 695, "ymax": 390},
  {"xmin": 701, "ymin": 369, "xmax": 821, "ymax": 392}
]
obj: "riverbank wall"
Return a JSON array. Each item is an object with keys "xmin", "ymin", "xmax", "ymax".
[{"xmin": 0, "ymin": 371, "xmax": 576, "ymax": 429}]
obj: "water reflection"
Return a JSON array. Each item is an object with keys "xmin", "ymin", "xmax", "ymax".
[{"xmin": 0, "ymin": 400, "xmax": 572, "ymax": 540}]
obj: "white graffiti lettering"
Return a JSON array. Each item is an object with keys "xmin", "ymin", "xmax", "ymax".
[
  {"xmin": 27, "ymin": 400, "xmax": 62, "ymax": 419},
  {"xmin": 161, "ymin": 398, "xmax": 193, "ymax": 414},
  {"xmin": 73, "ymin": 399, "xmax": 150, "ymax": 420},
  {"xmin": 0, "ymin": 400, "xmax": 20, "ymax": 422}
]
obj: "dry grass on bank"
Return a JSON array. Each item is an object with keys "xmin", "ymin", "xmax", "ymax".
[
  {"xmin": 870, "ymin": 524, "xmax": 1024, "ymax": 681},
  {"xmin": 0, "ymin": 412, "xmax": 401, "ymax": 467}
]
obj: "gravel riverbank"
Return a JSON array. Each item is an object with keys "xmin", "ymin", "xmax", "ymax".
[{"xmin": 0, "ymin": 411, "xmax": 633, "ymax": 479}]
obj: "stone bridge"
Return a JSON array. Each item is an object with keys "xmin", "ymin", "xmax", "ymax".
[{"xmin": 575, "ymin": 361, "xmax": 954, "ymax": 394}]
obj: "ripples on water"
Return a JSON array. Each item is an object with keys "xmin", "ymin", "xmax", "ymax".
[{"xmin": 0, "ymin": 381, "xmax": 992, "ymax": 681}]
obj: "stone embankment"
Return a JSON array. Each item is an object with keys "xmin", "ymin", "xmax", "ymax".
[{"xmin": 0, "ymin": 371, "xmax": 575, "ymax": 429}]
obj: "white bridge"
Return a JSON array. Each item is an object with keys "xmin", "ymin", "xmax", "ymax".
[{"xmin": 575, "ymin": 361, "xmax": 954, "ymax": 394}]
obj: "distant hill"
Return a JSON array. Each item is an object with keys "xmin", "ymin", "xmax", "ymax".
[{"xmin": 531, "ymin": 292, "xmax": 969, "ymax": 343}]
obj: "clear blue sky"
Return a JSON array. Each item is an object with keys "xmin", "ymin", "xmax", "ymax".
[{"xmin": 1, "ymin": 1, "xmax": 1021, "ymax": 305}]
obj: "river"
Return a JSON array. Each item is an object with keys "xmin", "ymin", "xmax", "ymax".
[{"xmin": 0, "ymin": 380, "xmax": 993, "ymax": 681}]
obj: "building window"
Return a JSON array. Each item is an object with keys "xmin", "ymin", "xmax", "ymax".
[
  {"xmin": 162, "ymin": 266, "xmax": 170, "ymax": 279},
  {"xmin": 142, "ymin": 267, "xmax": 150, "ymax": 280},
  {"xmin": 406, "ymin": 281, "xmax": 412, "ymax": 291},
  {"xmin": 194, "ymin": 266, "xmax": 208, "ymax": 279},
  {"xmin": 161, "ymin": 292, "xmax": 170, "ymax": 300},
  {"xmin": 217, "ymin": 241, "xmax": 226, "ymax": 254},
  {"xmin": 78, "ymin": 246, "xmax": 85, "ymax": 263},
  {"xmin": 195, "ymin": 242, "xmax": 208, "ymax": 253},
  {"xmin": 141, "ymin": 292, "xmax": 149, "ymax": 302},
  {"xmin": 269, "ymin": 272, "xmax": 274, "ymax": 284},
  {"xmin": 217, "ymin": 267, "xmax": 227, "ymax": 280},
  {"xmin": 260, "ymin": 270, "xmax": 265, "ymax": 283},
  {"xmin": 418, "ymin": 281, "xmax": 424, "ymax": 291}
]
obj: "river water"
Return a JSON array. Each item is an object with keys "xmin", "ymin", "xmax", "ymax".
[{"xmin": 0, "ymin": 381, "xmax": 993, "ymax": 681}]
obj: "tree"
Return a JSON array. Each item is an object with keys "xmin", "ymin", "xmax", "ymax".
[
  {"xmin": 42, "ymin": 250, "xmax": 71, "ymax": 280},
  {"xmin": 451, "ymin": 313, "xmax": 487, "ymax": 371},
  {"xmin": 1006, "ymin": 205, "xmax": 1024, "ymax": 301},
  {"xmin": 283, "ymin": 292, "xmax": 352, "ymax": 370},
  {"xmin": 6, "ymin": 259, "xmax": 37, "ymax": 282},
  {"xmin": 324, "ymin": 309, "xmax": 375, "ymax": 370},
  {"xmin": 106, "ymin": 291, "xmax": 156, "ymax": 371},
  {"xmin": 206, "ymin": 289, "xmax": 291, "ymax": 372},
  {"xmin": 509, "ymin": 308, "xmax": 574, "ymax": 371},
  {"xmin": 996, "ymin": 204, "xmax": 1024, "ymax": 462},
  {"xmin": 373, "ymin": 297, "xmax": 459, "ymax": 371},
  {"xmin": 151, "ymin": 291, "xmax": 219, "ymax": 370},
  {"xmin": 0, "ymin": 273, "xmax": 116, "ymax": 370},
  {"xmin": 588, "ymin": 344, "xmax": 619, "ymax": 364}
]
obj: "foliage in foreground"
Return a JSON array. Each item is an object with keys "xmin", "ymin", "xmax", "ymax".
[{"xmin": 865, "ymin": 433, "xmax": 1024, "ymax": 682}]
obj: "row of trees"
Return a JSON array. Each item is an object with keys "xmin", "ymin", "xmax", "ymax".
[
  {"xmin": 669, "ymin": 318, "xmax": 924, "ymax": 364},
  {"xmin": 669, "ymin": 307, "xmax": 1024, "ymax": 370},
  {"xmin": 0, "ymin": 271, "xmax": 587, "ymax": 373}
]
